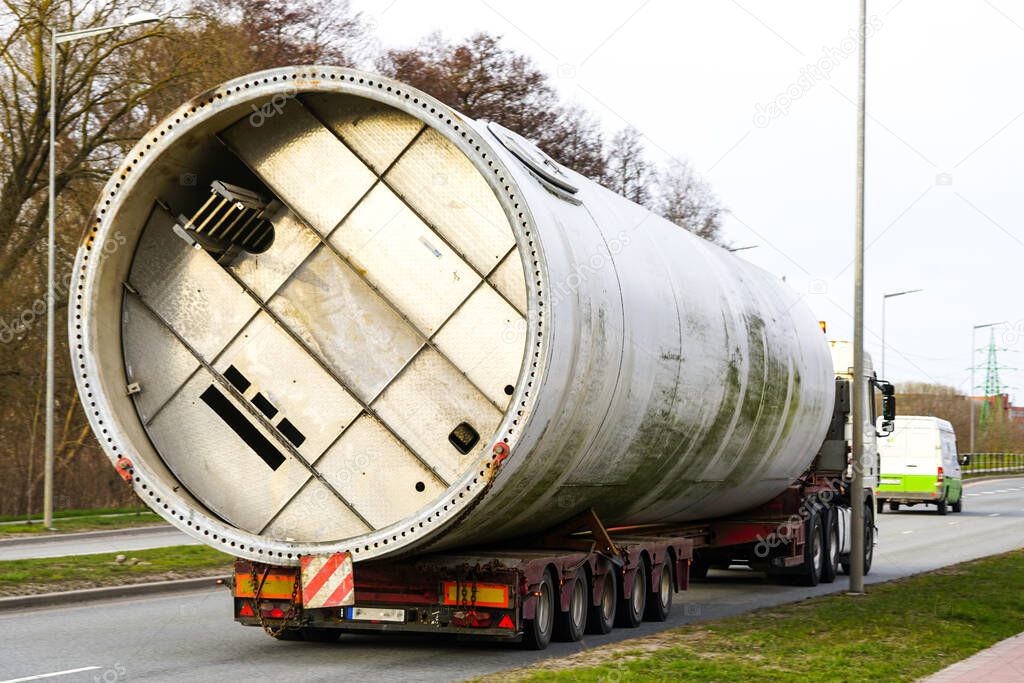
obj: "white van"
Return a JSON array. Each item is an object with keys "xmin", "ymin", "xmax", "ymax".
[{"xmin": 876, "ymin": 416, "xmax": 965, "ymax": 515}]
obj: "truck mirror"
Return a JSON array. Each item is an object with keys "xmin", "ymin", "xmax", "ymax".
[{"xmin": 882, "ymin": 393, "xmax": 896, "ymax": 422}]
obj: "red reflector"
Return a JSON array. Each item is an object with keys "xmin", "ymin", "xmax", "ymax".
[
  {"xmin": 498, "ymin": 614, "xmax": 514, "ymax": 629},
  {"xmin": 269, "ymin": 607, "xmax": 285, "ymax": 618},
  {"xmin": 238, "ymin": 601, "xmax": 254, "ymax": 617}
]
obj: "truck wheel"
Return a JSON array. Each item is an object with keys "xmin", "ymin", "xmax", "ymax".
[
  {"xmin": 864, "ymin": 502, "xmax": 875, "ymax": 575},
  {"xmin": 876, "ymin": 498, "xmax": 884, "ymax": 514},
  {"xmin": 953, "ymin": 497, "xmax": 963, "ymax": 513},
  {"xmin": 553, "ymin": 574, "xmax": 587, "ymax": 642},
  {"xmin": 795, "ymin": 511, "xmax": 823, "ymax": 586},
  {"xmin": 585, "ymin": 571, "xmax": 617, "ymax": 635},
  {"xmin": 644, "ymin": 561, "xmax": 673, "ymax": 622},
  {"xmin": 840, "ymin": 502, "xmax": 874, "ymax": 575},
  {"xmin": 616, "ymin": 563, "xmax": 647, "ymax": 628},
  {"xmin": 523, "ymin": 570, "xmax": 555, "ymax": 650},
  {"xmin": 820, "ymin": 509, "xmax": 840, "ymax": 584},
  {"xmin": 889, "ymin": 502, "xmax": 900, "ymax": 512},
  {"xmin": 937, "ymin": 499, "xmax": 948, "ymax": 515}
]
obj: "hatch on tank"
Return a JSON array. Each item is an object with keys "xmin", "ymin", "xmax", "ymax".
[{"xmin": 121, "ymin": 93, "xmax": 529, "ymax": 542}]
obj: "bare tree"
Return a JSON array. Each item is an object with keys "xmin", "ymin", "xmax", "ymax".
[
  {"xmin": 0, "ymin": 0, "xmax": 369, "ymax": 516},
  {"xmin": 657, "ymin": 161, "xmax": 726, "ymax": 244},
  {"xmin": 602, "ymin": 126, "xmax": 653, "ymax": 207},
  {"xmin": 377, "ymin": 31, "xmax": 607, "ymax": 177}
]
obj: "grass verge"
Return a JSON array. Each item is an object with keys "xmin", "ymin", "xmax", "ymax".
[
  {"xmin": 0, "ymin": 509, "xmax": 164, "ymax": 536},
  {"xmin": 481, "ymin": 549, "xmax": 1024, "ymax": 683},
  {"xmin": 0, "ymin": 545, "xmax": 232, "ymax": 597}
]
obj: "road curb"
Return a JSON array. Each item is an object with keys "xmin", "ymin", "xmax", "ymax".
[
  {"xmin": 0, "ymin": 524, "xmax": 175, "ymax": 547},
  {"xmin": 963, "ymin": 473, "xmax": 1024, "ymax": 485},
  {"xmin": 0, "ymin": 575, "xmax": 229, "ymax": 612}
]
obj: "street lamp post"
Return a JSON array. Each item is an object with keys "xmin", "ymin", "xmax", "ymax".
[
  {"xmin": 44, "ymin": 11, "xmax": 162, "ymax": 528},
  {"xmin": 969, "ymin": 321, "xmax": 1005, "ymax": 455},
  {"xmin": 880, "ymin": 288, "xmax": 923, "ymax": 378}
]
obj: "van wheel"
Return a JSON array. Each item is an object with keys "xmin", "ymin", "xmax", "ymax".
[
  {"xmin": 795, "ymin": 511, "xmax": 823, "ymax": 586},
  {"xmin": 889, "ymin": 502, "xmax": 900, "ymax": 512},
  {"xmin": 553, "ymin": 574, "xmax": 587, "ymax": 642},
  {"xmin": 644, "ymin": 561, "xmax": 673, "ymax": 622},
  {"xmin": 937, "ymin": 498, "xmax": 948, "ymax": 515},
  {"xmin": 820, "ymin": 509, "xmax": 840, "ymax": 584},
  {"xmin": 616, "ymin": 563, "xmax": 647, "ymax": 628},
  {"xmin": 522, "ymin": 570, "xmax": 555, "ymax": 650},
  {"xmin": 585, "ymin": 571, "xmax": 617, "ymax": 635},
  {"xmin": 953, "ymin": 497, "xmax": 963, "ymax": 513}
]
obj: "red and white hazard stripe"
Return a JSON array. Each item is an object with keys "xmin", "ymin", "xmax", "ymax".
[{"xmin": 300, "ymin": 552, "xmax": 355, "ymax": 609}]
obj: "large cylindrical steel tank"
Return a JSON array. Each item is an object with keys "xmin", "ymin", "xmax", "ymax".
[{"xmin": 71, "ymin": 67, "xmax": 835, "ymax": 565}]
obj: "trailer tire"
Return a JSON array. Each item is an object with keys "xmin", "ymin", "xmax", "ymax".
[
  {"xmin": 616, "ymin": 562, "xmax": 647, "ymax": 628},
  {"xmin": 644, "ymin": 561, "xmax": 673, "ymax": 622},
  {"xmin": 523, "ymin": 570, "xmax": 555, "ymax": 650},
  {"xmin": 876, "ymin": 498, "xmax": 884, "ymax": 514},
  {"xmin": 820, "ymin": 508, "xmax": 840, "ymax": 584},
  {"xmin": 794, "ymin": 510, "xmax": 823, "ymax": 586},
  {"xmin": 553, "ymin": 574, "xmax": 587, "ymax": 642},
  {"xmin": 889, "ymin": 502, "xmax": 900, "ymax": 512},
  {"xmin": 953, "ymin": 497, "xmax": 963, "ymax": 513},
  {"xmin": 937, "ymin": 498, "xmax": 948, "ymax": 515},
  {"xmin": 585, "ymin": 571, "xmax": 617, "ymax": 635}
]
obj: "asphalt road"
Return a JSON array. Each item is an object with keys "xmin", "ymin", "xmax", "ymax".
[
  {"xmin": 0, "ymin": 527, "xmax": 197, "ymax": 561},
  {"xmin": 2, "ymin": 476, "xmax": 1022, "ymax": 683}
]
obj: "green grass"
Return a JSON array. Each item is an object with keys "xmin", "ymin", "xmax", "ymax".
[
  {"xmin": 0, "ymin": 506, "xmax": 153, "ymax": 522},
  {"xmin": 0, "ymin": 545, "xmax": 232, "ymax": 595},
  {"xmin": 0, "ymin": 508, "xmax": 164, "ymax": 535},
  {"xmin": 487, "ymin": 550, "xmax": 1024, "ymax": 683}
]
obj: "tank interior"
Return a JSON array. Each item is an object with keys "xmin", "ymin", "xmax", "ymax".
[{"xmin": 119, "ymin": 92, "xmax": 528, "ymax": 543}]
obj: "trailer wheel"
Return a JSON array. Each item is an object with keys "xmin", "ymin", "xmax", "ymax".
[
  {"xmin": 644, "ymin": 561, "xmax": 673, "ymax": 622},
  {"xmin": 795, "ymin": 511, "xmax": 823, "ymax": 586},
  {"xmin": 523, "ymin": 570, "xmax": 555, "ymax": 650},
  {"xmin": 616, "ymin": 563, "xmax": 647, "ymax": 628},
  {"xmin": 953, "ymin": 497, "xmax": 963, "ymax": 513},
  {"xmin": 553, "ymin": 574, "xmax": 587, "ymax": 642},
  {"xmin": 889, "ymin": 502, "xmax": 900, "ymax": 512},
  {"xmin": 876, "ymin": 498, "xmax": 884, "ymax": 514},
  {"xmin": 820, "ymin": 509, "xmax": 840, "ymax": 584},
  {"xmin": 585, "ymin": 571, "xmax": 617, "ymax": 635},
  {"xmin": 937, "ymin": 498, "xmax": 948, "ymax": 515}
]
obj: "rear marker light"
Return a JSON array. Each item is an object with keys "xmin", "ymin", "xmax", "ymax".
[
  {"xmin": 238, "ymin": 601, "xmax": 254, "ymax": 617},
  {"xmin": 498, "ymin": 614, "xmax": 514, "ymax": 629}
]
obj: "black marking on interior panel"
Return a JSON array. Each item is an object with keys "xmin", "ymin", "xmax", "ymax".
[
  {"xmin": 199, "ymin": 385, "xmax": 285, "ymax": 470},
  {"xmin": 223, "ymin": 365, "xmax": 251, "ymax": 393},
  {"xmin": 252, "ymin": 392, "xmax": 279, "ymax": 419},
  {"xmin": 278, "ymin": 418, "xmax": 306, "ymax": 447}
]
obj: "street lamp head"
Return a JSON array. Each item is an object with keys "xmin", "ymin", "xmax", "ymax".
[{"xmin": 123, "ymin": 11, "xmax": 162, "ymax": 26}]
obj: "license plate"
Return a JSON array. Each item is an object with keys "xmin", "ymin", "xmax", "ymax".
[
  {"xmin": 345, "ymin": 607, "xmax": 405, "ymax": 623},
  {"xmin": 880, "ymin": 478, "xmax": 901, "ymax": 485}
]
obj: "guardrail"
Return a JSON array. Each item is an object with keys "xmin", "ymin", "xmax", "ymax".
[{"xmin": 961, "ymin": 452, "xmax": 1024, "ymax": 478}]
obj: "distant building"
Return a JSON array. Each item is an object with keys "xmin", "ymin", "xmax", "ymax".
[{"xmin": 970, "ymin": 393, "xmax": 1024, "ymax": 421}]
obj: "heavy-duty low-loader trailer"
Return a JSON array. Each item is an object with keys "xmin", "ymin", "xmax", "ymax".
[
  {"xmin": 70, "ymin": 66, "xmax": 897, "ymax": 650},
  {"xmin": 230, "ymin": 345, "xmax": 895, "ymax": 649}
]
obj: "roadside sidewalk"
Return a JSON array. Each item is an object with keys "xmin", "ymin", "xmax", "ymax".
[{"xmin": 921, "ymin": 632, "xmax": 1024, "ymax": 682}]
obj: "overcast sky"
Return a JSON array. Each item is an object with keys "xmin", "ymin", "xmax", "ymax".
[{"xmin": 352, "ymin": 0, "xmax": 1024, "ymax": 401}]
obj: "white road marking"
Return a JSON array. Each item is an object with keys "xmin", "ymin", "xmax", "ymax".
[
  {"xmin": 902, "ymin": 530, "xmax": 914, "ymax": 534},
  {"xmin": 0, "ymin": 667, "xmax": 101, "ymax": 683},
  {"xmin": 995, "ymin": 489, "xmax": 1009, "ymax": 493},
  {"xmin": 948, "ymin": 521, "xmax": 959, "ymax": 525},
  {"xmin": 982, "ymin": 491, "xmax": 996, "ymax": 495},
  {"xmin": 967, "ymin": 493, "xmax": 979, "ymax": 497},
  {"xmin": 989, "ymin": 513, "xmax": 1001, "ymax": 517}
]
